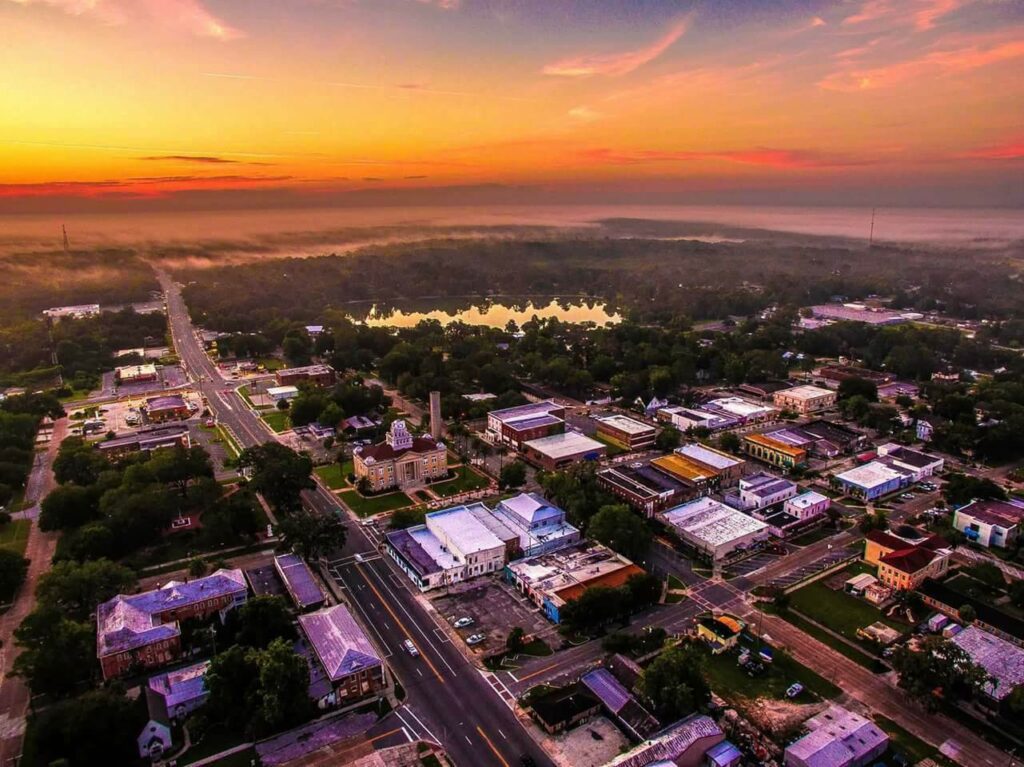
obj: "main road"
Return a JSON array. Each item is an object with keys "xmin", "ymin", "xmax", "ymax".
[{"xmin": 159, "ymin": 272, "xmax": 551, "ymax": 767}]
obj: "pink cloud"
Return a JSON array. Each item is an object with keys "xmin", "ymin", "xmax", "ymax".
[
  {"xmin": 6, "ymin": 0, "xmax": 243, "ymax": 40},
  {"xmin": 580, "ymin": 147, "xmax": 873, "ymax": 169},
  {"xmin": 542, "ymin": 18, "xmax": 689, "ymax": 77},
  {"xmin": 820, "ymin": 37, "xmax": 1024, "ymax": 91},
  {"xmin": 842, "ymin": 0, "xmax": 968, "ymax": 30},
  {"xmin": 959, "ymin": 138, "xmax": 1024, "ymax": 160}
]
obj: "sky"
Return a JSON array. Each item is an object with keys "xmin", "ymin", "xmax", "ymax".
[{"xmin": 1, "ymin": 0, "xmax": 1023, "ymax": 212}]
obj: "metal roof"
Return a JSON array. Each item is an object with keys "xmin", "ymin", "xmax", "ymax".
[{"xmin": 298, "ymin": 605, "xmax": 381, "ymax": 682}]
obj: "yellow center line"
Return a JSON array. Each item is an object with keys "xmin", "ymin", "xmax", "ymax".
[
  {"xmin": 368, "ymin": 727, "xmax": 404, "ymax": 744},
  {"xmin": 353, "ymin": 562, "xmax": 446, "ymax": 685},
  {"xmin": 476, "ymin": 726, "xmax": 510, "ymax": 767}
]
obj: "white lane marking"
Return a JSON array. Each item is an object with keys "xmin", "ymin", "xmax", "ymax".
[
  {"xmin": 498, "ymin": 729, "xmax": 507, "ymax": 740},
  {"xmin": 362, "ymin": 562, "xmax": 459, "ymax": 677},
  {"xmin": 404, "ymin": 706, "xmax": 441, "ymax": 745}
]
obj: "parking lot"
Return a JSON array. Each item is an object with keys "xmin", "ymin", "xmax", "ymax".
[
  {"xmin": 724, "ymin": 550, "xmax": 787, "ymax": 580},
  {"xmin": 430, "ymin": 577, "xmax": 553, "ymax": 658},
  {"xmin": 763, "ymin": 545, "xmax": 860, "ymax": 591}
]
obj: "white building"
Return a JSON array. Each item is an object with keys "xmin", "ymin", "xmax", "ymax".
[
  {"xmin": 953, "ymin": 499, "xmax": 1024, "ymax": 549},
  {"xmin": 784, "ymin": 491, "xmax": 831, "ymax": 521},
  {"xmin": 785, "ymin": 705, "xmax": 888, "ymax": 767},
  {"xmin": 267, "ymin": 385, "xmax": 299, "ymax": 402},
  {"xmin": 833, "ymin": 461, "xmax": 907, "ymax": 501},
  {"xmin": 491, "ymin": 493, "xmax": 580, "ymax": 556},
  {"xmin": 43, "ymin": 303, "xmax": 101, "ymax": 320},
  {"xmin": 704, "ymin": 396, "xmax": 778, "ymax": 423},
  {"xmin": 736, "ymin": 473, "xmax": 797, "ymax": 511},
  {"xmin": 950, "ymin": 626, "xmax": 1024, "ymax": 704},
  {"xmin": 876, "ymin": 443, "xmax": 944, "ymax": 481},
  {"xmin": 661, "ymin": 497, "xmax": 769, "ymax": 561}
]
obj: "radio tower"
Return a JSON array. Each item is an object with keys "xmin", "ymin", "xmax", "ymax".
[
  {"xmin": 62, "ymin": 224, "xmax": 70, "ymax": 253},
  {"xmin": 868, "ymin": 207, "xmax": 876, "ymax": 248}
]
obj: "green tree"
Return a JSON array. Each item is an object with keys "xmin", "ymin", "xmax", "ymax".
[
  {"xmin": 35, "ymin": 558, "xmax": 135, "ymax": 620},
  {"xmin": 959, "ymin": 604, "xmax": 977, "ymax": 624},
  {"xmin": 588, "ymin": 504, "xmax": 651, "ymax": 561},
  {"xmin": 237, "ymin": 442, "xmax": 314, "ymax": 513},
  {"xmin": 278, "ymin": 510, "xmax": 346, "ymax": 561},
  {"xmin": 838, "ymin": 377, "xmax": 879, "ymax": 402},
  {"xmin": 22, "ymin": 689, "xmax": 144, "ymax": 767},
  {"xmin": 559, "ymin": 586, "xmax": 628, "ymax": 634},
  {"xmin": 498, "ymin": 461, "xmax": 527, "ymax": 490},
  {"xmin": 892, "ymin": 636, "xmax": 990, "ymax": 711},
  {"xmin": 223, "ymin": 595, "xmax": 298, "ymax": 650},
  {"xmin": 0, "ymin": 548, "xmax": 28, "ymax": 598},
  {"xmin": 638, "ymin": 644, "xmax": 712, "ymax": 721},
  {"xmin": 12, "ymin": 606, "xmax": 96, "ymax": 698},
  {"xmin": 716, "ymin": 431, "xmax": 741, "ymax": 454},
  {"xmin": 967, "ymin": 562, "xmax": 1005, "ymax": 590},
  {"xmin": 39, "ymin": 484, "xmax": 99, "ymax": 531},
  {"xmin": 148, "ymin": 444, "xmax": 214, "ymax": 497},
  {"xmin": 943, "ymin": 473, "xmax": 1006, "ymax": 507},
  {"xmin": 625, "ymin": 572, "xmax": 662, "ymax": 607},
  {"xmin": 656, "ymin": 426, "xmax": 682, "ymax": 451},
  {"xmin": 506, "ymin": 627, "xmax": 525, "ymax": 654},
  {"xmin": 52, "ymin": 437, "xmax": 109, "ymax": 486}
]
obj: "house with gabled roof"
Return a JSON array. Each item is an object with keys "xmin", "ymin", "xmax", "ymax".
[{"xmin": 298, "ymin": 605, "xmax": 385, "ymax": 705}]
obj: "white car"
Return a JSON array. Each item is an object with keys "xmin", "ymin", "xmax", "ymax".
[
  {"xmin": 453, "ymin": 617, "xmax": 474, "ymax": 629},
  {"xmin": 466, "ymin": 633, "xmax": 486, "ymax": 646},
  {"xmin": 403, "ymin": 639, "xmax": 419, "ymax": 657}
]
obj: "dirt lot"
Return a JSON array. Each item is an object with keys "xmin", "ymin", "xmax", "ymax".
[
  {"xmin": 543, "ymin": 715, "xmax": 628, "ymax": 767},
  {"xmin": 431, "ymin": 577, "xmax": 554, "ymax": 657}
]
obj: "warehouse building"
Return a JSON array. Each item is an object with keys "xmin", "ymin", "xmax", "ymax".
[
  {"xmin": 674, "ymin": 443, "xmax": 747, "ymax": 486},
  {"xmin": 597, "ymin": 461, "xmax": 698, "ymax": 517},
  {"xmin": 833, "ymin": 461, "xmax": 907, "ymax": 501},
  {"xmin": 660, "ymin": 497, "xmax": 769, "ymax": 561},
  {"xmin": 954, "ymin": 498, "xmax": 1024, "ymax": 549},
  {"xmin": 522, "ymin": 431, "xmax": 606, "ymax": 471}
]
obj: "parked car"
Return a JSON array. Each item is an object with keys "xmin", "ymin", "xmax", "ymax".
[
  {"xmin": 403, "ymin": 639, "xmax": 419, "ymax": 657},
  {"xmin": 786, "ymin": 683, "xmax": 804, "ymax": 698},
  {"xmin": 453, "ymin": 617, "xmax": 474, "ymax": 629},
  {"xmin": 466, "ymin": 634, "xmax": 486, "ymax": 646}
]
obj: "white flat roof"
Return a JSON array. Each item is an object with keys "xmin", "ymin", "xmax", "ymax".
[
  {"xmin": 267, "ymin": 385, "xmax": 299, "ymax": 396},
  {"xmin": 408, "ymin": 526, "xmax": 460, "ymax": 570},
  {"xmin": 663, "ymin": 497, "xmax": 768, "ymax": 547},
  {"xmin": 426, "ymin": 503, "xmax": 506, "ymax": 556},
  {"xmin": 524, "ymin": 431, "xmax": 606, "ymax": 459},
  {"xmin": 834, "ymin": 461, "xmax": 904, "ymax": 489},
  {"xmin": 708, "ymin": 396, "xmax": 775, "ymax": 418},
  {"xmin": 787, "ymin": 490, "xmax": 829, "ymax": 510},
  {"xmin": 676, "ymin": 443, "xmax": 743, "ymax": 470},
  {"xmin": 595, "ymin": 414, "xmax": 654, "ymax": 436},
  {"xmin": 778, "ymin": 385, "xmax": 833, "ymax": 401}
]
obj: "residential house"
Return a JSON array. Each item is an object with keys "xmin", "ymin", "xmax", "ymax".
[{"xmin": 298, "ymin": 605, "xmax": 386, "ymax": 706}]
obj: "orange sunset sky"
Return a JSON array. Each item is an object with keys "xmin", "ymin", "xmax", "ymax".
[{"xmin": 1, "ymin": 0, "xmax": 1023, "ymax": 211}]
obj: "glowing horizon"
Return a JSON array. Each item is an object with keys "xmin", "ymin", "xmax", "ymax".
[{"xmin": 2, "ymin": 0, "xmax": 1022, "ymax": 211}]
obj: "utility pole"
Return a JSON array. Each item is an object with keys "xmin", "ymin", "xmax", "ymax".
[{"xmin": 62, "ymin": 224, "xmax": 70, "ymax": 253}]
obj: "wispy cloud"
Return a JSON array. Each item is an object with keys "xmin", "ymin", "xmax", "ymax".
[
  {"xmin": 0, "ymin": 174, "xmax": 292, "ymax": 198},
  {"xmin": 413, "ymin": 0, "xmax": 460, "ymax": 9},
  {"xmin": 202, "ymin": 72, "xmax": 531, "ymax": 102},
  {"xmin": 581, "ymin": 147, "xmax": 875, "ymax": 169},
  {"xmin": 542, "ymin": 18, "xmax": 689, "ymax": 77},
  {"xmin": 842, "ymin": 0, "xmax": 969, "ymax": 30},
  {"xmin": 567, "ymin": 106, "xmax": 602, "ymax": 123},
  {"xmin": 820, "ymin": 35, "xmax": 1024, "ymax": 91},
  {"xmin": 959, "ymin": 137, "xmax": 1024, "ymax": 160},
  {"xmin": 6, "ymin": 0, "xmax": 243, "ymax": 40},
  {"xmin": 139, "ymin": 154, "xmax": 256, "ymax": 165}
]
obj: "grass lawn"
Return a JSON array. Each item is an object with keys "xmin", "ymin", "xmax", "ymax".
[
  {"xmin": 315, "ymin": 463, "xmax": 349, "ymax": 490},
  {"xmin": 261, "ymin": 409, "xmax": 291, "ymax": 433},
  {"xmin": 667, "ymin": 574, "xmax": 686, "ymax": 590},
  {"xmin": 429, "ymin": 465, "xmax": 490, "ymax": 497},
  {"xmin": 255, "ymin": 356, "xmax": 285, "ymax": 371},
  {"xmin": 665, "ymin": 592, "xmax": 687, "ymax": 604},
  {"xmin": 789, "ymin": 575, "xmax": 905, "ymax": 643},
  {"xmin": 339, "ymin": 489, "xmax": 414, "ymax": 517},
  {"xmin": 701, "ymin": 641, "xmax": 841, "ymax": 703},
  {"xmin": 767, "ymin": 607, "xmax": 886, "ymax": 672},
  {"xmin": 789, "ymin": 526, "xmax": 839, "ymax": 547},
  {"xmin": 178, "ymin": 723, "xmax": 249, "ymax": 766},
  {"xmin": 521, "ymin": 638, "xmax": 553, "ymax": 657},
  {"xmin": 237, "ymin": 385, "xmax": 254, "ymax": 407},
  {"xmin": 875, "ymin": 715, "xmax": 953, "ymax": 766},
  {"xmin": 0, "ymin": 519, "xmax": 30, "ymax": 556}
]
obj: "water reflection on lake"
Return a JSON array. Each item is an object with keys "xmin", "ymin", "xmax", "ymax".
[{"xmin": 360, "ymin": 298, "xmax": 622, "ymax": 328}]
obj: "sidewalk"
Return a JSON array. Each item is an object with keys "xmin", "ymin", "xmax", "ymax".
[{"xmin": 0, "ymin": 418, "xmax": 66, "ymax": 765}]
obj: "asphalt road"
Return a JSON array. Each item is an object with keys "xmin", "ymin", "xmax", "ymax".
[{"xmin": 159, "ymin": 272, "xmax": 551, "ymax": 767}]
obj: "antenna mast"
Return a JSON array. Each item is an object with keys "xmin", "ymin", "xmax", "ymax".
[
  {"xmin": 62, "ymin": 224, "xmax": 70, "ymax": 253},
  {"xmin": 868, "ymin": 207, "xmax": 876, "ymax": 248}
]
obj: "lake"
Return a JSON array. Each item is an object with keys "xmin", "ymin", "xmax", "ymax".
[{"xmin": 358, "ymin": 298, "xmax": 622, "ymax": 328}]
